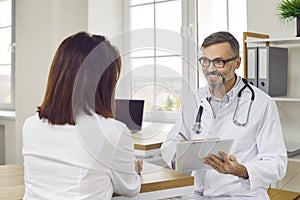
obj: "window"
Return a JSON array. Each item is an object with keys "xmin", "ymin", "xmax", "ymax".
[
  {"xmin": 0, "ymin": 0, "xmax": 14, "ymax": 110},
  {"xmin": 122, "ymin": 0, "xmax": 184, "ymax": 122},
  {"xmin": 123, "ymin": 0, "xmax": 246, "ymax": 122}
]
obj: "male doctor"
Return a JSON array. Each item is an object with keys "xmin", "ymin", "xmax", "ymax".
[{"xmin": 161, "ymin": 31, "xmax": 287, "ymax": 199}]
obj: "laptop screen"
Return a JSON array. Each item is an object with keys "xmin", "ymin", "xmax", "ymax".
[{"xmin": 115, "ymin": 99, "xmax": 145, "ymax": 132}]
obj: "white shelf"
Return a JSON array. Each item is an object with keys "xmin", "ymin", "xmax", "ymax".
[
  {"xmin": 246, "ymin": 37, "xmax": 300, "ymax": 44},
  {"xmin": 288, "ymin": 155, "xmax": 300, "ymax": 163},
  {"xmin": 273, "ymin": 96, "xmax": 300, "ymax": 102},
  {"xmin": 286, "ymin": 140, "xmax": 300, "ymax": 163},
  {"xmin": 245, "ymin": 37, "xmax": 300, "ymax": 48}
]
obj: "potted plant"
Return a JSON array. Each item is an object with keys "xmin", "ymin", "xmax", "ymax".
[{"xmin": 277, "ymin": 0, "xmax": 300, "ymax": 36}]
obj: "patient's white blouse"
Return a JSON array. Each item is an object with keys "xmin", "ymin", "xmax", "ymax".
[{"xmin": 22, "ymin": 113, "xmax": 141, "ymax": 200}]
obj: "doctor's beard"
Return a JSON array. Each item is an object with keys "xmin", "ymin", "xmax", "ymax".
[{"xmin": 205, "ymin": 68, "xmax": 235, "ymax": 92}]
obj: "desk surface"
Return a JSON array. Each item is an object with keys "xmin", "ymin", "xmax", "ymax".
[
  {"xmin": 0, "ymin": 164, "xmax": 24, "ymax": 200},
  {"xmin": 133, "ymin": 130, "xmax": 168, "ymax": 151},
  {"xmin": 139, "ymin": 162, "xmax": 193, "ymax": 192},
  {"xmin": 0, "ymin": 162, "xmax": 193, "ymax": 199},
  {"xmin": 267, "ymin": 188, "xmax": 300, "ymax": 200}
]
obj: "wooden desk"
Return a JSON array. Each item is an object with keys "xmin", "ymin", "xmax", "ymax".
[
  {"xmin": 113, "ymin": 162, "xmax": 194, "ymax": 199},
  {"xmin": 268, "ymin": 188, "xmax": 300, "ymax": 200},
  {"xmin": 132, "ymin": 130, "xmax": 168, "ymax": 151},
  {"xmin": 0, "ymin": 163, "xmax": 194, "ymax": 200},
  {"xmin": 0, "ymin": 164, "xmax": 24, "ymax": 200}
]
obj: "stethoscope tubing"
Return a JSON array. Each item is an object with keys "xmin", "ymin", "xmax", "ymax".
[{"xmin": 193, "ymin": 78, "xmax": 255, "ymax": 134}]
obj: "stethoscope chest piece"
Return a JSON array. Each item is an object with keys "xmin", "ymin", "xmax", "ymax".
[
  {"xmin": 193, "ymin": 101, "xmax": 205, "ymax": 134},
  {"xmin": 192, "ymin": 121, "xmax": 202, "ymax": 134}
]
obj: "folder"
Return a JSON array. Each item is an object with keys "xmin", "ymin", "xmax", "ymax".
[
  {"xmin": 175, "ymin": 138, "xmax": 234, "ymax": 172},
  {"xmin": 258, "ymin": 46, "xmax": 288, "ymax": 96},
  {"xmin": 247, "ymin": 47, "xmax": 258, "ymax": 86}
]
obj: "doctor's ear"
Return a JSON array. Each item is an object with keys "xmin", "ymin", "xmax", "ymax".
[{"xmin": 234, "ymin": 57, "xmax": 241, "ymax": 70}]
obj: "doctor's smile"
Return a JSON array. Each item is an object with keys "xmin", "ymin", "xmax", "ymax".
[{"xmin": 205, "ymin": 71, "xmax": 221, "ymax": 82}]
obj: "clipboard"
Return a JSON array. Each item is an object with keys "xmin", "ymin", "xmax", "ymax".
[{"xmin": 175, "ymin": 138, "xmax": 234, "ymax": 172}]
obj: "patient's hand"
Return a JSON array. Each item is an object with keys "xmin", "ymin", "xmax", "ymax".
[{"xmin": 135, "ymin": 158, "xmax": 143, "ymax": 175}]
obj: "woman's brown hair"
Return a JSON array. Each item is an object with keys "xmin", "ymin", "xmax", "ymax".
[{"xmin": 38, "ymin": 32, "xmax": 121, "ymax": 125}]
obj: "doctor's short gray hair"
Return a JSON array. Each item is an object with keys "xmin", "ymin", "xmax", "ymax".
[{"xmin": 201, "ymin": 31, "xmax": 240, "ymax": 56}]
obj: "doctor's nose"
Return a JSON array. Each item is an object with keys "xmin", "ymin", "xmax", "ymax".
[{"xmin": 207, "ymin": 62, "xmax": 217, "ymax": 70}]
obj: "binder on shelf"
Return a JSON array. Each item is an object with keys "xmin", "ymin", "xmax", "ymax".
[
  {"xmin": 258, "ymin": 46, "xmax": 288, "ymax": 97},
  {"xmin": 246, "ymin": 47, "xmax": 258, "ymax": 86}
]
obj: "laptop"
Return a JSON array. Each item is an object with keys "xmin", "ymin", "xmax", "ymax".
[{"xmin": 115, "ymin": 99, "xmax": 145, "ymax": 133}]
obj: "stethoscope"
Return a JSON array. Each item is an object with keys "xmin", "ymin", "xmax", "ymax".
[{"xmin": 192, "ymin": 78, "xmax": 255, "ymax": 134}]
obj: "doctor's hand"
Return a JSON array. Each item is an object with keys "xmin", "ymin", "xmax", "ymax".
[{"xmin": 203, "ymin": 151, "xmax": 249, "ymax": 179}]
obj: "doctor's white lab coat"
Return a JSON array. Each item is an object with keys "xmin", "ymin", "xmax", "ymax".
[{"xmin": 161, "ymin": 77, "xmax": 287, "ymax": 199}]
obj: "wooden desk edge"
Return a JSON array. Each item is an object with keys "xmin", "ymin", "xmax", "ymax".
[
  {"xmin": 141, "ymin": 176, "xmax": 194, "ymax": 193},
  {"xmin": 134, "ymin": 143, "xmax": 162, "ymax": 151},
  {"xmin": 268, "ymin": 188, "xmax": 300, "ymax": 200},
  {"xmin": 113, "ymin": 176, "xmax": 194, "ymax": 197}
]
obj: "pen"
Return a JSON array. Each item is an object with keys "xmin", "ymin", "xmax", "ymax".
[{"xmin": 178, "ymin": 132, "xmax": 188, "ymax": 141}]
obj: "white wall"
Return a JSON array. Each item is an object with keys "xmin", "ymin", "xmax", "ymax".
[
  {"xmin": 88, "ymin": 0, "xmax": 126, "ymax": 99},
  {"xmin": 14, "ymin": 0, "xmax": 88, "ymax": 163},
  {"xmin": 247, "ymin": 0, "xmax": 294, "ymax": 38},
  {"xmin": 88, "ymin": 0, "xmax": 124, "ymax": 38}
]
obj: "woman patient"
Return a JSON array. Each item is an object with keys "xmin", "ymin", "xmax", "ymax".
[{"xmin": 22, "ymin": 32, "xmax": 142, "ymax": 199}]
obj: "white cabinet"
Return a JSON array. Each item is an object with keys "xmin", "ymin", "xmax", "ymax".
[{"xmin": 245, "ymin": 36, "xmax": 300, "ymax": 192}]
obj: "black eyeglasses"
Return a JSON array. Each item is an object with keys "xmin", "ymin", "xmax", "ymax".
[{"xmin": 199, "ymin": 56, "xmax": 239, "ymax": 68}]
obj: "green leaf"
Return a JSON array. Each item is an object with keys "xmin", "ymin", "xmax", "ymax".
[{"xmin": 277, "ymin": 0, "xmax": 300, "ymax": 22}]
